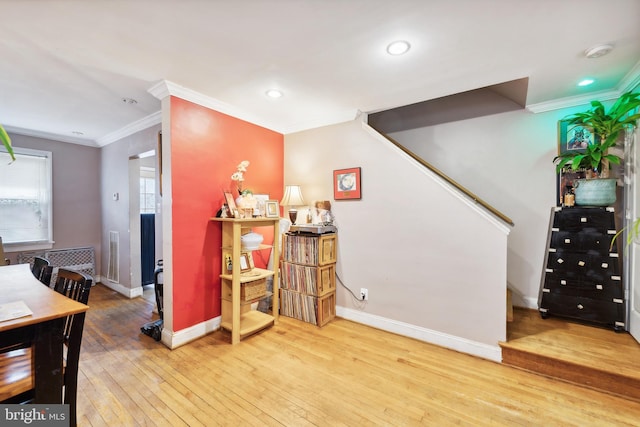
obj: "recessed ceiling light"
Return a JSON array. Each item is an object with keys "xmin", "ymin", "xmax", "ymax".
[
  {"xmin": 71, "ymin": 131, "xmax": 84, "ymax": 135},
  {"xmin": 386, "ymin": 40, "xmax": 411, "ymax": 56},
  {"xmin": 265, "ymin": 89, "xmax": 283, "ymax": 98},
  {"xmin": 585, "ymin": 44, "xmax": 613, "ymax": 59},
  {"xmin": 578, "ymin": 78, "xmax": 595, "ymax": 87}
]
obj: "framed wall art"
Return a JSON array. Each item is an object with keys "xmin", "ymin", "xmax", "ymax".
[
  {"xmin": 333, "ymin": 167, "xmax": 361, "ymax": 200},
  {"xmin": 558, "ymin": 119, "xmax": 597, "ymax": 156}
]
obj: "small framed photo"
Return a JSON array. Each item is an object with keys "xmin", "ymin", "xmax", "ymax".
[
  {"xmin": 239, "ymin": 253, "xmax": 252, "ymax": 272},
  {"xmin": 334, "ymin": 167, "xmax": 361, "ymax": 200},
  {"xmin": 253, "ymin": 194, "xmax": 270, "ymax": 217},
  {"xmin": 558, "ymin": 120, "xmax": 596, "ymax": 156},
  {"xmin": 265, "ymin": 200, "xmax": 279, "ymax": 218},
  {"xmin": 223, "ymin": 191, "xmax": 237, "ymax": 217}
]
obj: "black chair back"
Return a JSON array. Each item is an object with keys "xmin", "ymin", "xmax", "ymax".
[
  {"xmin": 31, "ymin": 256, "xmax": 53, "ymax": 287},
  {"xmin": 53, "ymin": 268, "xmax": 92, "ymax": 427}
]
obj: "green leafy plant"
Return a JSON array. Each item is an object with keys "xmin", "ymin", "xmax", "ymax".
[
  {"xmin": 0, "ymin": 123, "xmax": 15, "ymax": 162},
  {"xmin": 553, "ymin": 136, "xmax": 621, "ymax": 173},
  {"xmin": 553, "ymin": 91, "xmax": 640, "ymax": 174},
  {"xmin": 611, "ymin": 217, "xmax": 640, "ymax": 252}
]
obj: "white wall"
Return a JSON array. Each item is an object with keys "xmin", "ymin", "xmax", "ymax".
[
  {"xmin": 390, "ymin": 106, "xmax": 592, "ymax": 309},
  {"xmin": 100, "ymin": 124, "xmax": 161, "ymax": 296},
  {"xmin": 285, "ymin": 118, "xmax": 509, "ymax": 361}
]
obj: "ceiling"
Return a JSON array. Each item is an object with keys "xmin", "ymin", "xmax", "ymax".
[{"xmin": 1, "ymin": 0, "xmax": 639, "ymax": 146}]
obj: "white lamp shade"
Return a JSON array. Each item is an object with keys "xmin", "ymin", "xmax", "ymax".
[{"xmin": 281, "ymin": 185, "xmax": 305, "ymax": 206}]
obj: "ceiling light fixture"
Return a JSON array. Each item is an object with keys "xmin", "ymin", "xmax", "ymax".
[
  {"xmin": 578, "ymin": 78, "xmax": 595, "ymax": 87},
  {"xmin": 386, "ymin": 40, "xmax": 411, "ymax": 56},
  {"xmin": 71, "ymin": 131, "xmax": 84, "ymax": 135},
  {"xmin": 584, "ymin": 44, "xmax": 613, "ymax": 59},
  {"xmin": 265, "ymin": 89, "xmax": 283, "ymax": 98},
  {"xmin": 122, "ymin": 97, "xmax": 138, "ymax": 104}
]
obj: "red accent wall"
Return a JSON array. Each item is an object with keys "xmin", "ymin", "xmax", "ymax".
[{"xmin": 169, "ymin": 96, "xmax": 284, "ymax": 331}]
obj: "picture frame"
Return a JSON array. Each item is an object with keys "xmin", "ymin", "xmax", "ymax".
[
  {"xmin": 223, "ymin": 191, "xmax": 237, "ymax": 217},
  {"xmin": 239, "ymin": 253, "xmax": 252, "ymax": 272},
  {"xmin": 558, "ymin": 119, "xmax": 597, "ymax": 157},
  {"xmin": 265, "ymin": 200, "xmax": 279, "ymax": 218},
  {"xmin": 334, "ymin": 167, "xmax": 361, "ymax": 200},
  {"xmin": 253, "ymin": 194, "xmax": 270, "ymax": 217}
]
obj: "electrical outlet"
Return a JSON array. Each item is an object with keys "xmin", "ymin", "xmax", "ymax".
[{"xmin": 360, "ymin": 288, "xmax": 368, "ymax": 301}]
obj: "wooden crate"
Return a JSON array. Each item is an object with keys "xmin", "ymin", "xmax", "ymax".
[
  {"xmin": 280, "ymin": 262, "xmax": 335, "ymax": 297},
  {"xmin": 280, "ymin": 289, "xmax": 335, "ymax": 327},
  {"xmin": 318, "ymin": 234, "xmax": 337, "ymax": 265},
  {"xmin": 281, "ymin": 233, "xmax": 337, "ymax": 266},
  {"xmin": 316, "ymin": 291, "xmax": 336, "ymax": 327}
]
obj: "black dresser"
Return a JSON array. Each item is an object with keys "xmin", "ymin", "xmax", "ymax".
[{"xmin": 538, "ymin": 206, "xmax": 625, "ymax": 331}]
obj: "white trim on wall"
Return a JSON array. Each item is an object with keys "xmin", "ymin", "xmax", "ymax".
[{"xmin": 337, "ymin": 306, "xmax": 502, "ymax": 362}]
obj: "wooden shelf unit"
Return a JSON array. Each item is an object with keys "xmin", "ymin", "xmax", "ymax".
[
  {"xmin": 280, "ymin": 232, "xmax": 337, "ymax": 327},
  {"xmin": 211, "ymin": 217, "xmax": 280, "ymax": 344}
]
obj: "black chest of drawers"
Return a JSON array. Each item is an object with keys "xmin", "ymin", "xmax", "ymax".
[{"xmin": 538, "ymin": 206, "xmax": 625, "ymax": 331}]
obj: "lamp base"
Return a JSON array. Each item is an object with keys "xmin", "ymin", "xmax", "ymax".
[{"xmin": 288, "ymin": 208, "xmax": 298, "ymax": 224}]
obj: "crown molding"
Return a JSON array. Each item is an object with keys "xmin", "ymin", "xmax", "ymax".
[
  {"xmin": 527, "ymin": 60, "xmax": 640, "ymax": 113},
  {"xmin": 619, "ymin": 59, "xmax": 640, "ymax": 93},
  {"xmin": 278, "ymin": 108, "xmax": 360, "ymax": 134},
  {"xmin": 95, "ymin": 111, "xmax": 162, "ymax": 147},
  {"xmin": 148, "ymin": 80, "xmax": 280, "ymax": 132},
  {"xmin": 3, "ymin": 125, "xmax": 99, "ymax": 147},
  {"xmin": 526, "ymin": 89, "xmax": 620, "ymax": 113}
]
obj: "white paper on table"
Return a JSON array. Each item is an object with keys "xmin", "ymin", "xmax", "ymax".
[{"xmin": 0, "ymin": 301, "xmax": 33, "ymax": 322}]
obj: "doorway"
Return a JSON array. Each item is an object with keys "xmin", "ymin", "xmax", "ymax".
[{"xmin": 129, "ymin": 151, "xmax": 163, "ymax": 292}]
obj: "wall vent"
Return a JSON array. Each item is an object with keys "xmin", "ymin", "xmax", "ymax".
[{"xmin": 107, "ymin": 231, "xmax": 119, "ymax": 282}]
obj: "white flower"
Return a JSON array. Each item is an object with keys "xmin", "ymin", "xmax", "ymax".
[
  {"xmin": 231, "ymin": 172, "xmax": 244, "ymax": 182},
  {"xmin": 236, "ymin": 160, "xmax": 250, "ymax": 172}
]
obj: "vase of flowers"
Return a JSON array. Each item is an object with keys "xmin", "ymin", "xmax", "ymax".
[{"xmin": 231, "ymin": 160, "xmax": 249, "ymax": 195}]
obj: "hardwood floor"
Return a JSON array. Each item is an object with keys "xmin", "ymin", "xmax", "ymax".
[
  {"xmin": 77, "ymin": 284, "xmax": 640, "ymax": 426},
  {"xmin": 501, "ymin": 307, "xmax": 640, "ymax": 402}
]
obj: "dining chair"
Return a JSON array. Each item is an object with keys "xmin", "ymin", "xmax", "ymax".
[
  {"xmin": 0, "ymin": 268, "xmax": 92, "ymax": 427},
  {"xmin": 31, "ymin": 256, "xmax": 53, "ymax": 287}
]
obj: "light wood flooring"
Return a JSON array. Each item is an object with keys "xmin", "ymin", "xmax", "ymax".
[
  {"xmin": 501, "ymin": 307, "xmax": 640, "ymax": 402},
  {"xmin": 77, "ymin": 284, "xmax": 640, "ymax": 426}
]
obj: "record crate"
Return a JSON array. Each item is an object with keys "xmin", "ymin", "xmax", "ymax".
[{"xmin": 280, "ymin": 289, "xmax": 336, "ymax": 327}]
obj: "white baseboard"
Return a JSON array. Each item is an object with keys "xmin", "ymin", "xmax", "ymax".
[
  {"xmin": 521, "ymin": 296, "xmax": 538, "ymax": 310},
  {"xmin": 150, "ymin": 307, "xmax": 505, "ymax": 360},
  {"xmin": 162, "ymin": 316, "xmax": 221, "ymax": 349},
  {"xmin": 336, "ymin": 306, "xmax": 502, "ymax": 363},
  {"xmin": 100, "ymin": 281, "xmax": 144, "ymax": 299}
]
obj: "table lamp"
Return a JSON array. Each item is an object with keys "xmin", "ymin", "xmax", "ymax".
[{"xmin": 281, "ymin": 185, "xmax": 305, "ymax": 224}]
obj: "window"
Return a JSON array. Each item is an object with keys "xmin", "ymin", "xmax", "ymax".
[
  {"xmin": 0, "ymin": 147, "xmax": 53, "ymax": 250},
  {"xmin": 140, "ymin": 167, "xmax": 156, "ymax": 214}
]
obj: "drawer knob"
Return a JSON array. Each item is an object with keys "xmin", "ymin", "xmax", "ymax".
[{"xmin": 577, "ymin": 304, "xmax": 584, "ymax": 310}]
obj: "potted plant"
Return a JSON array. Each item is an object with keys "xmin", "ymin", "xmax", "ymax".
[
  {"xmin": 0, "ymin": 123, "xmax": 15, "ymax": 161},
  {"xmin": 553, "ymin": 91, "xmax": 640, "ymax": 206}
]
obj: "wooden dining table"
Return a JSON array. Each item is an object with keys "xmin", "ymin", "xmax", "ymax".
[{"xmin": 0, "ymin": 263, "xmax": 88, "ymax": 403}]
